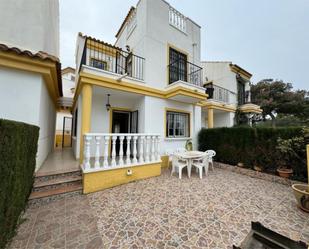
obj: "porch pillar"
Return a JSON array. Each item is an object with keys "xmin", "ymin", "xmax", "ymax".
[
  {"xmin": 207, "ymin": 108, "xmax": 214, "ymax": 128},
  {"xmin": 79, "ymin": 83, "xmax": 93, "ymax": 164}
]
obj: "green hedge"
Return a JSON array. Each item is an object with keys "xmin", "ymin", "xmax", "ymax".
[
  {"xmin": 0, "ymin": 119, "xmax": 39, "ymax": 248},
  {"xmin": 198, "ymin": 127, "xmax": 307, "ymax": 182}
]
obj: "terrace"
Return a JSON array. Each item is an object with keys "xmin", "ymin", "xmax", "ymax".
[{"xmin": 9, "ymin": 167, "xmax": 309, "ymax": 248}]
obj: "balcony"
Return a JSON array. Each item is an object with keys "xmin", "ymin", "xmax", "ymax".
[
  {"xmin": 206, "ymin": 84, "xmax": 236, "ymax": 104},
  {"xmin": 168, "ymin": 58, "xmax": 203, "ymax": 87},
  {"xmin": 79, "ymin": 37, "xmax": 145, "ymax": 81}
]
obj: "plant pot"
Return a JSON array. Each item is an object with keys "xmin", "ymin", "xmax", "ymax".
[
  {"xmin": 237, "ymin": 162, "xmax": 244, "ymax": 168},
  {"xmin": 292, "ymin": 184, "xmax": 309, "ymax": 212},
  {"xmin": 254, "ymin": 165, "xmax": 262, "ymax": 172},
  {"xmin": 277, "ymin": 168, "xmax": 293, "ymax": 178}
]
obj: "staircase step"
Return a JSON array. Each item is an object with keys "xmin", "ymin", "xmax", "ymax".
[
  {"xmin": 29, "ymin": 182, "xmax": 82, "ymax": 200},
  {"xmin": 33, "ymin": 175, "xmax": 82, "ymax": 188},
  {"xmin": 34, "ymin": 169, "xmax": 82, "ymax": 183}
]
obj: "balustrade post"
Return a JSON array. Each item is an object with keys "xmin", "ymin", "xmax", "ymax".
[
  {"xmin": 84, "ymin": 135, "xmax": 92, "ymax": 170},
  {"xmin": 151, "ymin": 136, "xmax": 155, "ymax": 161},
  {"xmin": 132, "ymin": 135, "xmax": 138, "ymax": 163},
  {"xmin": 111, "ymin": 135, "xmax": 117, "ymax": 167},
  {"xmin": 126, "ymin": 136, "xmax": 132, "ymax": 165},
  {"xmin": 139, "ymin": 136, "xmax": 145, "ymax": 163},
  {"xmin": 156, "ymin": 136, "xmax": 161, "ymax": 161},
  {"xmin": 94, "ymin": 136, "xmax": 101, "ymax": 168},
  {"xmin": 145, "ymin": 136, "xmax": 150, "ymax": 162},
  {"xmin": 103, "ymin": 135, "xmax": 110, "ymax": 168},
  {"xmin": 119, "ymin": 136, "xmax": 124, "ymax": 166}
]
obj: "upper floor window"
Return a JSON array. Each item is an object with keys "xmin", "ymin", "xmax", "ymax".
[
  {"xmin": 166, "ymin": 111, "xmax": 190, "ymax": 138},
  {"xmin": 169, "ymin": 47, "xmax": 187, "ymax": 84},
  {"xmin": 169, "ymin": 7, "xmax": 187, "ymax": 33},
  {"xmin": 90, "ymin": 58, "xmax": 108, "ymax": 70},
  {"xmin": 237, "ymin": 81, "xmax": 245, "ymax": 105}
]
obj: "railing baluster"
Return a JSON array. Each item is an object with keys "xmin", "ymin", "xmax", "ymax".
[
  {"xmin": 132, "ymin": 135, "xmax": 138, "ymax": 163},
  {"xmin": 126, "ymin": 136, "xmax": 132, "ymax": 165},
  {"xmin": 119, "ymin": 135, "xmax": 124, "ymax": 166},
  {"xmin": 111, "ymin": 135, "xmax": 117, "ymax": 167},
  {"xmin": 145, "ymin": 136, "xmax": 150, "ymax": 162},
  {"xmin": 103, "ymin": 135, "xmax": 110, "ymax": 168},
  {"xmin": 84, "ymin": 135, "xmax": 92, "ymax": 170},
  {"xmin": 94, "ymin": 136, "xmax": 101, "ymax": 168},
  {"xmin": 155, "ymin": 135, "xmax": 160, "ymax": 161},
  {"xmin": 139, "ymin": 136, "xmax": 145, "ymax": 163},
  {"xmin": 151, "ymin": 136, "xmax": 155, "ymax": 161}
]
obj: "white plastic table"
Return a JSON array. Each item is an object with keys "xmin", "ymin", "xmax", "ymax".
[{"xmin": 177, "ymin": 151, "xmax": 205, "ymax": 178}]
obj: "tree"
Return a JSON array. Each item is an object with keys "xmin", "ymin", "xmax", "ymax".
[{"xmin": 251, "ymin": 79, "xmax": 309, "ymax": 127}]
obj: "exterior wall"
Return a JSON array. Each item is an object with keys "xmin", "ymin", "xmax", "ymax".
[
  {"xmin": 0, "ymin": 67, "xmax": 56, "ymax": 169},
  {"xmin": 201, "ymin": 109, "xmax": 235, "ymax": 128},
  {"xmin": 115, "ymin": 0, "xmax": 201, "ymax": 89},
  {"xmin": 61, "ymin": 72, "xmax": 75, "ymax": 98},
  {"xmin": 72, "ymin": 96, "xmax": 82, "ymax": 158},
  {"xmin": 37, "ymin": 78, "xmax": 56, "ymax": 169},
  {"xmin": 0, "ymin": 0, "xmax": 59, "ymax": 57}
]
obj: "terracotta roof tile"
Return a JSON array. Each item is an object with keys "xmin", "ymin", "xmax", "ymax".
[{"xmin": 0, "ymin": 43, "xmax": 63, "ymax": 96}]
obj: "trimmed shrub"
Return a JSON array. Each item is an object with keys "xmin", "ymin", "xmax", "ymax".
[
  {"xmin": 0, "ymin": 119, "xmax": 39, "ymax": 248},
  {"xmin": 198, "ymin": 127, "xmax": 307, "ymax": 182}
]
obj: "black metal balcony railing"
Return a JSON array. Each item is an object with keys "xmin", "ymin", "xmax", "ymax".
[
  {"xmin": 80, "ymin": 38, "xmax": 145, "ymax": 81},
  {"xmin": 168, "ymin": 58, "xmax": 202, "ymax": 86}
]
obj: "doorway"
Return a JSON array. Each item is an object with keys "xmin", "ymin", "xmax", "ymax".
[{"xmin": 111, "ymin": 109, "xmax": 138, "ymax": 156}]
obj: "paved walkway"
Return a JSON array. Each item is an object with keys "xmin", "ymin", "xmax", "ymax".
[{"xmin": 9, "ymin": 169, "xmax": 309, "ymax": 249}]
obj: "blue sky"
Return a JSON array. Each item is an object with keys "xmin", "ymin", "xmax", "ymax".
[{"xmin": 60, "ymin": 0, "xmax": 309, "ymax": 90}]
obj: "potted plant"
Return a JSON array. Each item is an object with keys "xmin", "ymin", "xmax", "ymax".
[{"xmin": 276, "ymin": 137, "xmax": 295, "ymax": 178}]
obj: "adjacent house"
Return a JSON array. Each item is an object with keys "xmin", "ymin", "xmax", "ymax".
[
  {"xmin": 201, "ymin": 61, "xmax": 262, "ymax": 128},
  {"xmin": 0, "ymin": 0, "xmax": 62, "ymax": 170},
  {"xmin": 55, "ymin": 67, "xmax": 75, "ymax": 148}
]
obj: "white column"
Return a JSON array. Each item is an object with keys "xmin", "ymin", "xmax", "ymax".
[
  {"xmin": 132, "ymin": 135, "xmax": 138, "ymax": 163},
  {"xmin": 145, "ymin": 136, "xmax": 150, "ymax": 162},
  {"xmin": 103, "ymin": 135, "xmax": 110, "ymax": 168},
  {"xmin": 126, "ymin": 136, "xmax": 131, "ymax": 165},
  {"xmin": 94, "ymin": 136, "xmax": 101, "ymax": 168},
  {"xmin": 139, "ymin": 136, "xmax": 145, "ymax": 163},
  {"xmin": 119, "ymin": 135, "xmax": 124, "ymax": 166},
  {"xmin": 156, "ymin": 135, "xmax": 161, "ymax": 161},
  {"xmin": 111, "ymin": 135, "xmax": 117, "ymax": 167},
  {"xmin": 151, "ymin": 136, "xmax": 155, "ymax": 161},
  {"xmin": 84, "ymin": 135, "xmax": 92, "ymax": 170}
]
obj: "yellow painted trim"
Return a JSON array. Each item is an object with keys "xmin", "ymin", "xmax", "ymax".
[
  {"xmin": 0, "ymin": 51, "xmax": 60, "ymax": 105},
  {"xmin": 165, "ymin": 107, "xmax": 191, "ymax": 138},
  {"xmin": 79, "ymin": 84, "xmax": 92, "ymax": 164},
  {"xmin": 207, "ymin": 108, "xmax": 214, "ymax": 128},
  {"xmin": 72, "ymin": 72, "xmax": 207, "ymax": 110},
  {"xmin": 161, "ymin": 155, "xmax": 171, "ymax": 168},
  {"xmin": 200, "ymin": 101, "xmax": 237, "ymax": 113},
  {"xmin": 83, "ymin": 162, "xmax": 161, "ymax": 194},
  {"xmin": 239, "ymin": 108, "xmax": 263, "ymax": 114},
  {"xmin": 230, "ymin": 64, "xmax": 252, "ymax": 80}
]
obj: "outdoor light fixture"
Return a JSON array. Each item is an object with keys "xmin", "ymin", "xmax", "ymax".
[{"xmin": 106, "ymin": 94, "xmax": 111, "ymax": 111}]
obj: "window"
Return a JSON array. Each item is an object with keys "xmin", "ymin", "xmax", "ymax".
[
  {"xmin": 90, "ymin": 58, "xmax": 107, "ymax": 70},
  {"xmin": 169, "ymin": 47, "xmax": 187, "ymax": 84},
  {"xmin": 237, "ymin": 81, "xmax": 245, "ymax": 105},
  {"xmin": 166, "ymin": 111, "xmax": 190, "ymax": 138}
]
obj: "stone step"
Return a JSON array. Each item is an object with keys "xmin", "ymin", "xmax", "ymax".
[
  {"xmin": 29, "ymin": 182, "xmax": 82, "ymax": 201},
  {"xmin": 34, "ymin": 169, "xmax": 82, "ymax": 183},
  {"xmin": 33, "ymin": 175, "xmax": 82, "ymax": 192}
]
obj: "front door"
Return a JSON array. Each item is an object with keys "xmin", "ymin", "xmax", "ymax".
[{"xmin": 111, "ymin": 110, "xmax": 138, "ymax": 156}]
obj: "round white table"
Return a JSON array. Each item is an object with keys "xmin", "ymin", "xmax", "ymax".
[{"xmin": 177, "ymin": 151, "xmax": 205, "ymax": 178}]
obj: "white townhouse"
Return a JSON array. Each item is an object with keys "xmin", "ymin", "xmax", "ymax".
[
  {"xmin": 201, "ymin": 61, "xmax": 262, "ymax": 128},
  {"xmin": 0, "ymin": 0, "xmax": 62, "ymax": 170}
]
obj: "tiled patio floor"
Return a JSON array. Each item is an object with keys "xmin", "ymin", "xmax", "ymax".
[{"xmin": 9, "ymin": 168, "xmax": 309, "ymax": 249}]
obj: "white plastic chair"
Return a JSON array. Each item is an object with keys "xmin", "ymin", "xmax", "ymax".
[
  {"xmin": 171, "ymin": 154, "xmax": 188, "ymax": 179},
  {"xmin": 176, "ymin": 148, "xmax": 187, "ymax": 153},
  {"xmin": 192, "ymin": 153, "xmax": 209, "ymax": 179},
  {"xmin": 205, "ymin": 150, "xmax": 216, "ymax": 171}
]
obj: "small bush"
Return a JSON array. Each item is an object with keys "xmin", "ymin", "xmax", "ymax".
[
  {"xmin": 0, "ymin": 119, "xmax": 39, "ymax": 248},
  {"xmin": 198, "ymin": 127, "xmax": 307, "ymax": 182}
]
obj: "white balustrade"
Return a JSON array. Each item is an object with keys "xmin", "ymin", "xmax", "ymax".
[
  {"xmin": 82, "ymin": 133, "xmax": 161, "ymax": 172},
  {"xmin": 169, "ymin": 6, "xmax": 187, "ymax": 33}
]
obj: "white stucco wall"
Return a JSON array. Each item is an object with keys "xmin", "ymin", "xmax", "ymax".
[
  {"xmin": 0, "ymin": 0, "xmax": 59, "ymax": 57},
  {"xmin": 0, "ymin": 67, "xmax": 56, "ymax": 170},
  {"xmin": 201, "ymin": 109, "xmax": 235, "ymax": 128},
  {"xmin": 115, "ymin": 0, "xmax": 201, "ymax": 89}
]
